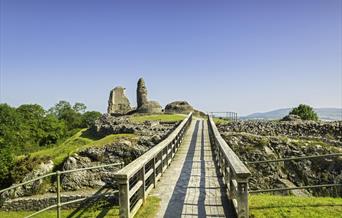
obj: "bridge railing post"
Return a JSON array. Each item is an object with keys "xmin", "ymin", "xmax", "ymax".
[
  {"xmin": 118, "ymin": 178, "xmax": 130, "ymax": 218},
  {"xmin": 237, "ymin": 179, "xmax": 249, "ymax": 218}
]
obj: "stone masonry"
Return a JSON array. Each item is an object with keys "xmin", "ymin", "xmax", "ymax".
[{"xmin": 107, "ymin": 86, "xmax": 131, "ymax": 114}]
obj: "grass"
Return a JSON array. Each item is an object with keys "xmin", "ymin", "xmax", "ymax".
[
  {"xmin": 250, "ymin": 194, "xmax": 342, "ymax": 218},
  {"xmin": 134, "ymin": 196, "xmax": 161, "ymax": 217},
  {"xmin": 25, "ymin": 129, "xmax": 136, "ymax": 165},
  {"xmin": 213, "ymin": 117, "xmax": 230, "ymax": 125},
  {"xmin": 290, "ymin": 137, "xmax": 340, "ymax": 150},
  {"xmin": 129, "ymin": 114, "xmax": 186, "ymax": 123},
  {"xmin": 0, "ymin": 196, "xmax": 160, "ymax": 218}
]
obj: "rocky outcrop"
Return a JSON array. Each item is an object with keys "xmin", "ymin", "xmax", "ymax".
[
  {"xmin": 61, "ymin": 140, "xmax": 145, "ymax": 191},
  {"xmin": 62, "ymin": 118, "xmax": 180, "ymax": 191},
  {"xmin": 221, "ymin": 132, "xmax": 342, "ymax": 197},
  {"xmin": 1, "ymin": 160, "xmax": 54, "ymax": 202},
  {"xmin": 218, "ymin": 120, "xmax": 342, "ymax": 142},
  {"xmin": 136, "ymin": 78, "xmax": 162, "ymax": 113},
  {"xmin": 165, "ymin": 101, "xmax": 193, "ymax": 114},
  {"xmin": 217, "ymin": 118, "xmax": 342, "ymax": 197},
  {"xmin": 92, "ymin": 114, "xmax": 136, "ymax": 137},
  {"xmin": 107, "ymin": 86, "xmax": 131, "ymax": 114},
  {"xmin": 92, "ymin": 114, "xmax": 176, "ymax": 139}
]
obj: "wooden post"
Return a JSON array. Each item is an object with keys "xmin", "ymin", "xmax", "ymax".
[
  {"xmin": 237, "ymin": 180, "xmax": 249, "ymax": 218},
  {"xmin": 118, "ymin": 178, "xmax": 130, "ymax": 218},
  {"xmin": 56, "ymin": 171, "xmax": 61, "ymax": 218}
]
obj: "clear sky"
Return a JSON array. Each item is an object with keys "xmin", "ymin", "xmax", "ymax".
[{"xmin": 1, "ymin": 0, "xmax": 341, "ymax": 115}]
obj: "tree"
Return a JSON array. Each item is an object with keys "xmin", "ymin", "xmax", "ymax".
[
  {"xmin": 39, "ymin": 115, "xmax": 66, "ymax": 146},
  {"xmin": 0, "ymin": 104, "xmax": 18, "ymax": 186},
  {"xmin": 0, "ymin": 147, "xmax": 14, "ymax": 188},
  {"xmin": 0, "ymin": 104, "xmax": 21, "ymax": 151},
  {"xmin": 289, "ymin": 104, "xmax": 319, "ymax": 121},
  {"xmin": 48, "ymin": 100, "xmax": 72, "ymax": 119},
  {"xmin": 73, "ymin": 103, "xmax": 86, "ymax": 113},
  {"xmin": 82, "ymin": 111, "xmax": 102, "ymax": 127},
  {"xmin": 16, "ymin": 104, "xmax": 46, "ymax": 148},
  {"xmin": 48, "ymin": 101, "xmax": 82, "ymax": 130}
]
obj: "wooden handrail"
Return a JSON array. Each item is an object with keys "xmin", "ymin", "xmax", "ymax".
[
  {"xmin": 114, "ymin": 112, "xmax": 193, "ymax": 218},
  {"xmin": 208, "ymin": 115, "xmax": 251, "ymax": 218}
]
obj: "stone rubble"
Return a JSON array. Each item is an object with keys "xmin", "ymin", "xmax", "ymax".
[{"xmin": 217, "ymin": 120, "xmax": 342, "ymax": 197}]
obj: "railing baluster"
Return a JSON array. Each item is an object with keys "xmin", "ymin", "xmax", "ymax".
[
  {"xmin": 56, "ymin": 171, "xmax": 61, "ymax": 218},
  {"xmin": 153, "ymin": 157, "xmax": 156, "ymax": 187},
  {"xmin": 142, "ymin": 167, "xmax": 146, "ymax": 203}
]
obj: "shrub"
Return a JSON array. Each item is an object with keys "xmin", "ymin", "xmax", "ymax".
[{"xmin": 289, "ymin": 104, "xmax": 318, "ymax": 121}]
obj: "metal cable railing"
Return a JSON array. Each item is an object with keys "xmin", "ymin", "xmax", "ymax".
[
  {"xmin": 0, "ymin": 162, "xmax": 124, "ymax": 218},
  {"xmin": 246, "ymin": 153, "xmax": 342, "ymax": 194}
]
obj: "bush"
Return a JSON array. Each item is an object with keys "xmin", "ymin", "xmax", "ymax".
[{"xmin": 289, "ymin": 104, "xmax": 318, "ymax": 121}]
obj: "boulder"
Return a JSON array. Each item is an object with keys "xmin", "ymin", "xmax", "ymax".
[
  {"xmin": 165, "ymin": 101, "xmax": 193, "ymax": 114},
  {"xmin": 137, "ymin": 101, "xmax": 162, "ymax": 114},
  {"xmin": 107, "ymin": 86, "xmax": 131, "ymax": 114}
]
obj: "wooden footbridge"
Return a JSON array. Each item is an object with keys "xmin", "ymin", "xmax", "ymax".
[{"xmin": 114, "ymin": 113, "xmax": 251, "ymax": 218}]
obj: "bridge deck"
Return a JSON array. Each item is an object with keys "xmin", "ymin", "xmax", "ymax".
[{"xmin": 151, "ymin": 119, "xmax": 234, "ymax": 218}]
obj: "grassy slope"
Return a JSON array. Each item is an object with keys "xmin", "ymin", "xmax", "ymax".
[
  {"xmin": 20, "ymin": 114, "xmax": 186, "ymax": 166},
  {"xmin": 213, "ymin": 117, "xmax": 230, "ymax": 125},
  {"xmin": 250, "ymin": 195, "xmax": 342, "ymax": 218},
  {"xmin": 25, "ymin": 129, "xmax": 136, "ymax": 165},
  {"xmin": 130, "ymin": 114, "xmax": 186, "ymax": 123},
  {"xmin": 0, "ymin": 196, "xmax": 160, "ymax": 218}
]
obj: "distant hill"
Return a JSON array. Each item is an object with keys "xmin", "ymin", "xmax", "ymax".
[{"xmin": 242, "ymin": 108, "xmax": 342, "ymax": 121}]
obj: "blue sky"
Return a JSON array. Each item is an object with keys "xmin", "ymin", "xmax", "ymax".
[{"xmin": 1, "ymin": 0, "xmax": 341, "ymax": 115}]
